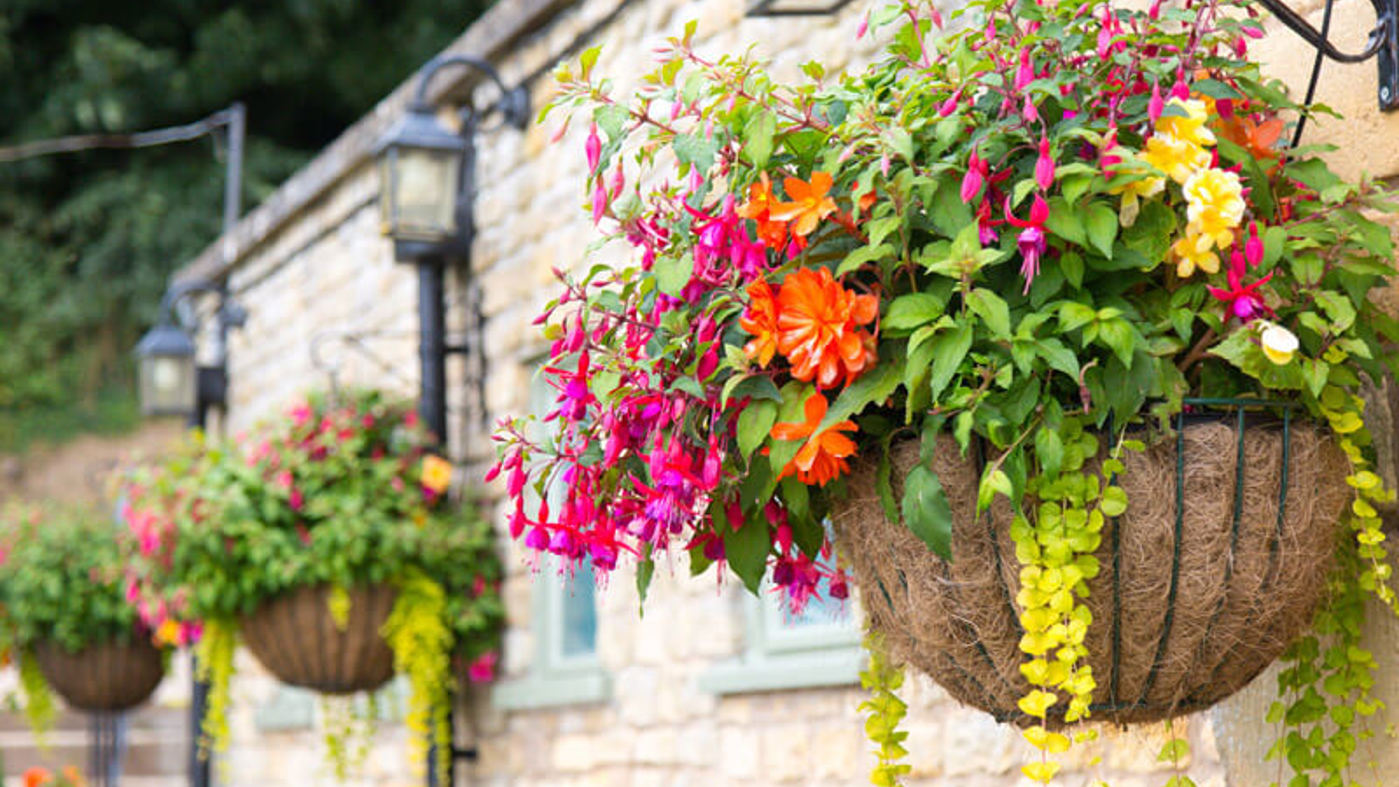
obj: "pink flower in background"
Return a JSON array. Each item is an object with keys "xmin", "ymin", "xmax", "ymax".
[{"xmin": 466, "ymin": 651, "xmax": 498, "ymax": 682}]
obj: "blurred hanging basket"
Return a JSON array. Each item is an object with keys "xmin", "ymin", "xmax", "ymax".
[
  {"xmin": 833, "ymin": 402, "xmax": 1351, "ymax": 727},
  {"xmin": 34, "ymin": 638, "xmax": 165, "ymax": 712},
  {"xmin": 240, "ymin": 584, "xmax": 397, "ymax": 695}
]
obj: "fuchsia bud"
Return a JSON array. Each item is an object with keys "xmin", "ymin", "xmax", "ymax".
[
  {"xmin": 938, "ymin": 91, "xmax": 960, "ymax": 117},
  {"xmin": 1246, "ymin": 222, "xmax": 1265, "ymax": 268},
  {"xmin": 1242, "ymin": 22, "xmax": 1265, "ymax": 39},
  {"xmin": 610, "ymin": 162, "xmax": 626, "ymax": 200},
  {"xmin": 1169, "ymin": 71, "xmax": 1190, "ymax": 100},
  {"xmin": 856, "ymin": 10, "xmax": 870, "ymax": 39},
  {"xmin": 1148, "ymin": 0, "xmax": 1163, "ymax": 19},
  {"xmin": 1035, "ymin": 136, "xmax": 1055, "ymax": 191},
  {"xmin": 592, "ymin": 181, "xmax": 607, "ymax": 225},
  {"xmin": 961, "ymin": 151, "xmax": 986, "ymax": 202},
  {"xmin": 1022, "ymin": 97, "xmax": 1039, "ymax": 123},
  {"xmin": 1148, "ymin": 83, "xmax": 1165, "ymax": 124},
  {"xmin": 1015, "ymin": 49, "xmax": 1034, "ymax": 90},
  {"xmin": 585, "ymin": 123, "xmax": 601, "ymax": 171}
]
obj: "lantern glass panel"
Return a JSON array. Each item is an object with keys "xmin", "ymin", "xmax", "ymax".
[
  {"xmin": 139, "ymin": 353, "xmax": 197, "ymax": 417},
  {"xmin": 387, "ymin": 145, "xmax": 461, "ymax": 242}
]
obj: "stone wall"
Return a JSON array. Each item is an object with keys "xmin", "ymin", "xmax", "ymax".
[{"xmin": 155, "ymin": 0, "xmax": 1399, "ymax": 785}]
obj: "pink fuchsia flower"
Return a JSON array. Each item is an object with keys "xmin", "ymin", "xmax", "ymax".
[
  {"xmin": 1148, "ymin": 82, "xmax": 1165, "ymax": 124},
  {"xmin": 585, "ymin": 123, "xmax": 601, "ymax": 172},
  {"xmin": 467, "ymin": 651, "xmax": 498, "ymax": 683},
  {"xmin": 961, "ymin": 151, "xmax": 988, "ymax": 202},
  {"xmin": 1209, "ymin": 250, "xmax": 1274, "ymax": 322},
  {"xmin": 1004, "ymin": 194, "xmax": 1050, "ymax": 295},
  {"xmin": 1034, "ymin": 136, "xmax": 1054, "ymax": 191},
  {"xmin": 1245, "ymin": 222, "xmax": 1265, "ymax": 268}
]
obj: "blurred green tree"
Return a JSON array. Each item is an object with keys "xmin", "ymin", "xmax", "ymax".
[{"xmin": 0, "ymin": 0, "xmax": 492, "ymax": 448}]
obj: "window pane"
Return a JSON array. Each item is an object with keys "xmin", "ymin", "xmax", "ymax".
[{"xmin": 560, "ymin": 559, "xmax": 598, "ymax": 659}]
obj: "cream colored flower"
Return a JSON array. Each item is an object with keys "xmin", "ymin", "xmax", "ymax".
[
  {"xmin": 1184, "ymin": 168, "xmax": 1245, "ymax": 250},
  {"xmin": 1107, "ymin": 154, "xmax": 1166, "ymax": 227},
  {"xmin": 1156, "ymin": 98, "xmax": 1216, "ymax": 148},
  {"xmin": 1140, "ymin": 133, "xmax": 1210, "ymax": 185},
  {"xmin": 1260, "ymin": 322, "xmax": 1299, "ymax": 365}
]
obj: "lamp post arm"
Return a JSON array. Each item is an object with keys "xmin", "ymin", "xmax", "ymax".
[
  {"xmin": 1257, "ymin": 0, "xmax": 1393, "ymax": 62},
  {"xmin": 409, "ymin": 54, "xmax": 530, "ymax": 130}
]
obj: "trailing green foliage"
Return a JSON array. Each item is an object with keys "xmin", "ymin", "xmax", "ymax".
[
  {"xmin": 859, "ymin": 632, "xmax": 911, "ymax": 786},
  {"xmin": 382, "ymin": 571, "xmax": 455, "ymax": 778}
]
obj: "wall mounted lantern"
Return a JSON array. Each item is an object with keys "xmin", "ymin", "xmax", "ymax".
[
  {"xmin": 746, "ymin": 0, "xmax": 856, "ymax": 17},
  {"xmin": 373, "ymin": 55, "xmax": 528, "ymax": 444},
  {"xmin": 134, "ymin": 280, "xmax": 246, "ymax": 427}
]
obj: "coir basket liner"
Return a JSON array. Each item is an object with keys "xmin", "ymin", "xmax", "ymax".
[
  {"xmin": 35, "ymin": 638, "xmax": 165, "ymax": 712},
  {"xmin": 833, "ymin": 413, "xmax": 1350, "ymax": 727},
  {"xmin": 240, "ymin": 584, "xmax": 396, "ymax": 695}
]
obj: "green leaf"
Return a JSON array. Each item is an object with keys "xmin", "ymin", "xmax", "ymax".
[
  {"xmin": 1098, "ymin": 319, "xmax": 1136, "ymax": 367},
  {"xmin": 722, "ymin": 510, "xmax": 771, "ymax": 595},
  {"xmin": 636, "ymin": 551, "xmax": 656, "ymax": 607},
  {"xmin": 901, "ymin": 464, "xmax": 954, "ymax": 559},
  {"xmin": 1035, "ymin": 427, "xmax": 1064, "ymax": 478},
  {"xmin": 653, "ymin": 254, "xmax": 691, "ymax": 296},
  {"xmin": 743, "ymin": 112, "xmax": 777, "ymax": 168},
  {"xmin": 867, "ymin": 216, "xmax": 904, "ymax": 250},
  {"xmin": 837, "ymin": 243, "xmax": 895, "ymax": 276},
  {"xmin": 736, "ymin": 400, "xmax": 778, "ymax": 459},
  {"xmin": 1083, "ymin": 202, "xmax": 1118, "ymax": 259},
  {"xmin": 1044, "ymin": 197, "xmax": 1086, "ymax": 246},
  {"xmin": 1060, "ymin": 251, "xmax": 1084, "ymax": 289},
  {"xmin": 966, "ymin": 289, "xmax": 1012, "ymax": 341},
  {"xmin": 928, "ymin": 322, "xmax": 973, "ymax": 401},
  {"xmin": 818, "ymin": 362, "xmax": 902, "ymax": 433},
  {"xmin": 885, "ymin": 292, "xmax": 946, "ymax": 332},
  {"xmin": 673, "ymin": 133, "xmax": 719, "ymax": 173},
  {"xmin": 721, "ymin": 374, "xmax": 783, "ymax": 408}
]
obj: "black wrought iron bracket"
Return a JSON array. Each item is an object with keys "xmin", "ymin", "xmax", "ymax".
[
  {"xmin": 746, "ymin": 0, "xmax": 855, "ymax": 16},
  {"xmin": 1257, "ymin": 0, "xmax": 1399, "ymax": 110}
]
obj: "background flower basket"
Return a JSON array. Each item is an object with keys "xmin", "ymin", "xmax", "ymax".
[
  {"xmin": 33, "ymin": 638, "xmax": 165, "ymax": 713},
  {"xmin": 837, "ymin": 405, "xmax": 1348, "ymax": 726},
  {"xmin": 239, "ymin": 584, "xmax": 396, "ymax": 695},
  {"xmin": 123, "ymin": 389, "xmax": 504, "ymax": 778},
  {"xmin": 0, "ymin": 504, "xmax": 172, "ymax": 727}
]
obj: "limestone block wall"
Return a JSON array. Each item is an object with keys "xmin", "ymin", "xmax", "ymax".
[{"xmin": 162, "ymin": 0, "xmax": 1399, "ymax": 785}]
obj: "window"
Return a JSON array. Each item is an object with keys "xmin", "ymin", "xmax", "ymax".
[
  {"xmin": 699, "ymin": 574, "xmax": 864, "ymax": 695},
  {"xmin": 491, "ymin": 366, "xmax": 610, "ymax": 710}
]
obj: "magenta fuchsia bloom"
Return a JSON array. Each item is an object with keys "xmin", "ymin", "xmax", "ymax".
[
  {"xmin": 962, "ymin": 151, "xmax": 988, "ymax": 202},
  {"xmin": 1209, "ymin": 250, "xmax": 1274, "ymax": 322},
  {"xmin": 1034, "ymin": 136, "xmax": 1054, "ymax": 191},
  {"xmin": 1005, "ymin": 194, "xmax": 1050, "ymax": 294}
]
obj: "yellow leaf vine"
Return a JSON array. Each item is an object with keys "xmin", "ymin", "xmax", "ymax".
[
  {"xmin": 858, "ymin": 630, "xmax": 911, "ymax": 786},
  {"xmin": 1267, "ymin": 381, "xmax": 1396, "ymax": 787},
  {"xmin": 18, "ymin": 651, "xmax": 55, "ymax": 740},
  {"xmin": 1007, "ymin": 418, "xmax": 1120, "ymax": 784},
  {"xmin": 381, "ymin": 570, "xmax": 454, "ymax": 778},
  {"xmin": 194, "ymin": 617, "xmax": 237, "ymax": 769},
  {"xmin": 321, "ymin": 692, "xmax": 379, "ymax": 781},
  {"xmin": 327, "ymin": 584, "xmax": 351, "ymax": 631}
]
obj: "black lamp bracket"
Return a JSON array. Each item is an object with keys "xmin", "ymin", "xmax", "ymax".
[
  {"xmin": 158, "ymin": 278, "xmax": 247, "ymax": 335},
  {"xmin": 1257, "ymin": 0, "xmax": 1399, "ymax": 110},
  {"xmin": 410, "ymin": 54, "xmax": 530, "ymax": 131}
]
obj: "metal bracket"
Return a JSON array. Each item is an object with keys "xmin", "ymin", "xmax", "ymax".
[
  {"xmin": 1257, "ymin": 0, "xmax": 1399, "ymax": 110},
  {"xmin": 746, "ymin": 0, "xmax": 855, "ymax": 16}
]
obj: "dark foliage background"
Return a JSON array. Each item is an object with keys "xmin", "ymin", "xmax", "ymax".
[{"xmin": 0, "ymin": 0, "xmax": 491, "ymax": 448}]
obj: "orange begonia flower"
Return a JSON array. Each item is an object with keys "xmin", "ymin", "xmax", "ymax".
[
  {"xmin": 737, "ymin": 172, "xmax": 790, "ymax": 249},
  {"xmin": 775, "ymin": 267, "xmax": 878, "ymax": 389},
  {"xmin": 769, "ymin": 171, "xmax": 838, "ymax": 238},
  {"xmin": 421, "ymin": 455, "xmax": 453, "ymax": 494},
  {"xmin": 60, "ymin": 767, "xmax": 84, "ymax": 787},
  {"xmin": 24, "ymin": 768, "xmax": 52, "ymax": 787},
  {"xmin": 770, "ymin": 393, "xmax": 859, "ymax": 486},
  {"xmin": 739, "ymin": 279, "xmax": 780, "ymax": 367},
  {"xmin": 153, "ymin": 618, "xmax": 181, "ymax": 648}
]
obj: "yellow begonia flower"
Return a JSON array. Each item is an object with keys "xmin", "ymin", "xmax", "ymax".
[
  {"xmin": 1183, "ymin": 168, "xmax": 1245, "ymax": 250},
  {"xmin": 1172, "ymin": 231, "xmax": 1220, "ymax": 278},
  {"xmin": 1156, "ymin": 98, "xmax": 1216, "ymax": 148},
  {"xmin": 154, "ymin": 619, "xmax": 181, "ymax": 647},
  {"xmin": 421, "ymin": 454, "xmax": 453, "ymax": 494},
  {"xmin": 1260, "ymin": 322, "xmax": 1299, "ymax": 365},
  {"xmin": 1140, "ymin": 133, "xmax": 1210, "ymax": 185}
]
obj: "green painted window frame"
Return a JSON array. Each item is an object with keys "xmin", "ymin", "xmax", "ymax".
[{"xmin": 699, "ymin": 581, "xmax": 864, "ymax": 695}]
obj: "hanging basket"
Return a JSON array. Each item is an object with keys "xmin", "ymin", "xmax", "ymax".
[
  {"xmin": 833, "ymin": 406, "xmax": 1350, "ymax": 727},
  {"xmin": 240, "ymin": 584, "xmax": 397, "ymax": 695},
  {"xmin": 34, "ymin": 637, "xmax": 165, "ymax": 712}
]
